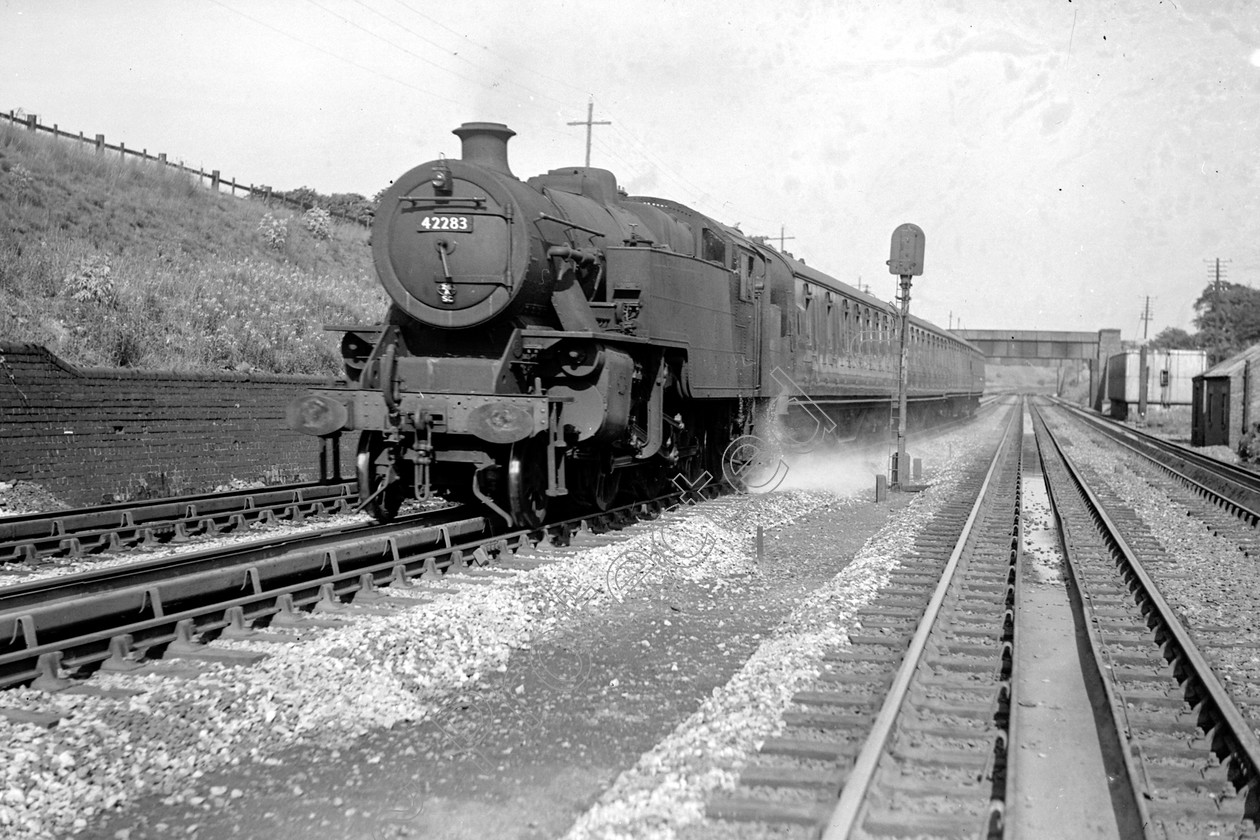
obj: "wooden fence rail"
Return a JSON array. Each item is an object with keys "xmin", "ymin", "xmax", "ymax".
[{"xmin": 1, "ymin": 110, "xmax": 370, "ymax": 227}]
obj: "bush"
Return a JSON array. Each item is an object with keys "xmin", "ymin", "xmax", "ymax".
[
  {"xmin": 303, "ymin": 207, "xmax": 331, "ymax": 240},
  {"xmin": 257, "ymin": 213, "xmax": 288, "ymax": 250},
  {"xmin": 62, "ymin": 255, "xmax": 116, "ymax": 305},
  {"xmin": 1238, "ymin": 425, "xmax": 1260, "ymax": 464}
]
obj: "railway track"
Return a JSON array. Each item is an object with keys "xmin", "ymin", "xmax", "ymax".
[
  {"xmin": 1054, "ymin": 397, "xmax": 1260, "ymax": 531},
  {"xmin": 707, "ymin": 397, "xmax": 1260, "ymax": 839},
  {"xmin": 1032, "ymin": 401, "xmax": 1260, "ymax": 837},
  {"xmin": 0, "ymin": 408, "xmax": 985, "ymax": 697},
  {"xmin": 0, "ymin": 480, "xmax": 360, "ymax": 565},
  {"xmin": 708, "ymin": 390, "xmax": 1020, "ymax": 835},
  {"xmin": 0, "ymin": 485, "xmax": 715, "ymax": 693},
  {"xmin": 35, "ymin": 398, "xmax": 1260, "ymax": 837}
]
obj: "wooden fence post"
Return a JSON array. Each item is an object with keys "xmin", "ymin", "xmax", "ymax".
[
  {"xmin": 119, "ymin": 141, "xmax": 126, "ymax": 158},
  {"xmin": 25, "ymin": 114, "xmax": 37, "ymax": 131},
  {"xmin": 158, "ymin": 152, "xmax": 167, "ymax": 165},
  {"xmin": 211, "ymin": 170, "xmax": 220, "ymax": 191},
  {"xmin": 95, "ymin": 134, "xmax": 104, "ymax": 153}
]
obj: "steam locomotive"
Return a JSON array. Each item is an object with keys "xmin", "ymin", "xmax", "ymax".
[{"xmin": 287, "ymin": 123, "xmax": 985, "ymax": 526}]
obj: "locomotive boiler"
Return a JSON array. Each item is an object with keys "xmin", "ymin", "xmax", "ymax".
[{"xmin": 288, "ymin": 122, "xmax": 985, "ymax": 526}]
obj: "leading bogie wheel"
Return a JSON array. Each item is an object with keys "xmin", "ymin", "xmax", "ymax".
[
  {"xmin": 356, "ymin": 431, "xmax": 409, "ymax": 522},
  {"xmin": 507, "ymin": 435, "xmax": 550, "ymax": 529}
]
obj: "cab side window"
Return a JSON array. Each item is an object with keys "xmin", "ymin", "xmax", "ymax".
[
  {"xmin": 736, "ymin": 248, "xmax": 757, "ymax": 300},
  {"xmin": 702, "ymin": 228, "xmax": 726, "ymax": 264}
]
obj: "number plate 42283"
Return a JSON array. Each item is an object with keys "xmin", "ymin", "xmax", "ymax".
[{"xmin": 419, "ymin": 215, "xmax": 473, "ymax": 232}]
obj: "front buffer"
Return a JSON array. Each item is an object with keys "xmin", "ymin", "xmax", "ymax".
[{"xmin": 289, "ymin": 384, "xmax": 567, "ymax": 527}]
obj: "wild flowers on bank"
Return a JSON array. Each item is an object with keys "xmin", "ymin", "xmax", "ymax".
[
  {"xmin": 3, "ymin": 248, "xmax": 386, "ymax": 374},
  {"xmin": 0, "ymin": 120, "xmax": 388, "ymax": 375}
]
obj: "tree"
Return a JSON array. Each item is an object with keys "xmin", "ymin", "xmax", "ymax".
[
  {"xmin": 280, "ymin": 186, "xmax": 321, "ymax": 210},
  {"xmin": 327, "ymin": 192, "xmax": 373, "ymax": 225},
  {"xmin": 1193, "ymin": 281, "xmax": 1260, "ymax": 364},
  {"xmin": 271, "ymin": 187, "xmax": 373, "ymax": 226},
  {"xmin": 1148, "ymin": 327, "xmax": 1198, "ymax": 350}
]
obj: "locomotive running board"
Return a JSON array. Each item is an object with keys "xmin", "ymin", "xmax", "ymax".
[{"xmin": 518, "ymin": 328, "xmax": 688, "ymax": 350}]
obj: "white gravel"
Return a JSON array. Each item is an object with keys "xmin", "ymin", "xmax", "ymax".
[
  {"xmin": 0, "ymin": 486, "xmax": 838, "ymax": 838},
  {"xmin": 0, "ymin": 410, "xmax": 1006, "ymax": 838},
  {"xmin": 1042, "ymin": 407, "xmax": 1260, "ymax": 708},
  {"xmin": 561, "ymin": 410, "xmax": 1007, "ymax": 840}
]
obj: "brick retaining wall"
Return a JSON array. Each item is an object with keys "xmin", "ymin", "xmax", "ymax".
[{"xmin": 0, "ymin": 343, "xmax": 344, "ymax": 506}]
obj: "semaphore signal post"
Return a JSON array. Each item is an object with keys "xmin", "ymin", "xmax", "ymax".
[{"xmin": 886, "ymin": 223, "xmax": 925, "ymax": 490}]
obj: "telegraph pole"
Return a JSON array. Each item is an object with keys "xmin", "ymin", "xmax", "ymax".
[
  {"xmin": 1204, "ymin": 258, "xmax": 1232, "ymax": 363},
  {"xmin": 774, "ymin": 225, "xmax": 795, "ymax": 252},
  {"xmin": 567, "ymin": 98, "xmax": 611, "ymax": 167},
  {"xmin": 1139, "ymin": 296, "xmax": 1153, "ymax": 341},
  {"xmin": 1205, "ymin": 257, "xmax": 1231, "ymax": 291}
]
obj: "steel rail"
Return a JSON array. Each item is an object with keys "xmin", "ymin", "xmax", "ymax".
[
  {"xmin": 0, "ymin": 517, "xmax": 491, "ymax": 690},
  {"xmin": 1051, "ymin": 396, "xmax": 1260, "ymax": 486},
  {"xmin": 1052, "ymin": 398, "xmax": 1260, "ymax": 521},
  {"xmin": 821, "ymin": 400, "xmax": 1019, "ymax": 838},
  {"xmin": 1029, "ymin": 407, "xmax": 1154, "ymax": 835},
  {"xmin": 0, "ymin": 480, "xmax": 356, "ymax": 533},
  {"xmin": 0, "ymin": 507, "xmax": 460, "ymax": 609},
  {"xmin": 1, "ymin": 481, "xmax": 359, "ymax": 563},
  {"xmin": 0, "ymin": 508, "xmax": 487, "ymax": 689},
  {"xmin": 1000, "ymin": 406, "xmax": 1029, "ymax": 836},
  {"xmin": 1034, "ymin": 403, "xmax": 1260, "ymax": 820},
  {"xmin": 0, "ymin": 486, "xmax": 716, "ymax": 691}
]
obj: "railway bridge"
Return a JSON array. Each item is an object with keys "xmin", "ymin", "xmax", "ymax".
[{"xmin": 955, "ymin": 328, "xmax": 1122, "ymax": 409}]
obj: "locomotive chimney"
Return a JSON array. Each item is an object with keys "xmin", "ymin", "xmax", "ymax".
[{"xmin": 453, "ymin": 122, "xmax": 515, "ymax": 177}]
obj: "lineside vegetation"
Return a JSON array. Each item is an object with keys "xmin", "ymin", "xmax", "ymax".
[{"xmin": 0, "ymin": 122, "xmax": 386, "ymax": 374}]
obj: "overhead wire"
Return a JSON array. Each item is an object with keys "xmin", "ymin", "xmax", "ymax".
[
  {"xmin": 389, "ymin": 0, "xmax": 592, "ymax": 100},
  {"xmin": 303, "ymin": 0, "xmax": 506, "ymax": 95},
  {"xmin": 302, "ymin": 0, "xmax": 574, "ymax": 144},
  {"xmin": 205, "ymin": 0, "xmax": 465, "ymax": 106},
  {"xmin": 348, "ymin": 0, "xmax": 578, "ymax": 111},
  {"xmin": 602, "ymin": 114, "xmax": 778, "ymax": 230},
  {"xmin": 212, "ymin": 0, "xmax": 789, "ymax": 245},
  {"xmin": 360, "ymin": 4, "xmax": 777, "ymax": 232}
]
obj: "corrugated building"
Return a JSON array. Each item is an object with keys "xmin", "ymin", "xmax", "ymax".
[{"xmin": 1103, "ymin": 348, "xmax": 1207, "ymax": 420}]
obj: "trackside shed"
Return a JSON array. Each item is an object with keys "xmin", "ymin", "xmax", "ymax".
[{"xmin": 1192, "ymin": 345, "xmax": 1260, "ymax": 449}]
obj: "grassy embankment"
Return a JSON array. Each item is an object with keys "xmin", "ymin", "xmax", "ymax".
[{"xmin": 0, "ymin": 121, "xmax": 387, "ymax": 374}]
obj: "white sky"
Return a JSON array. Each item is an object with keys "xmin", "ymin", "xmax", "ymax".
[{"xmin": 3, "ymin": 0, "xmax": 1259, "ymax": 338}]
